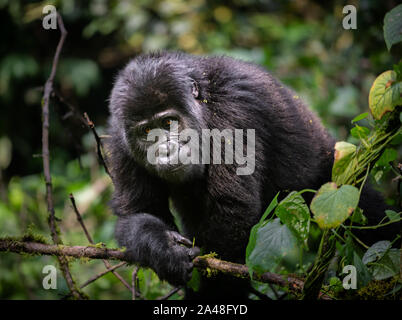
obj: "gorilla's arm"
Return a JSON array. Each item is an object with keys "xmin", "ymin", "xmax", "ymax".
[{"xmin": 108, "ymin": 138, "xmax": 199, "ymax": 286}]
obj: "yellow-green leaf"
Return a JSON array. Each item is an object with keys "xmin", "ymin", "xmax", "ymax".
[
  {"xmin": 383, "ymin": 4, "xmax": 402, "ymax": 51},
  {"xmin": 331, "ymin": 141, "xmax": 356, "ymax": 184},
  {"xmin": 369, "ymin": 70, "xmax": 402, "ymax": 120},
  {"xmin": 310, "ymin": 183, "xmax": 360, "ymax": 229}
]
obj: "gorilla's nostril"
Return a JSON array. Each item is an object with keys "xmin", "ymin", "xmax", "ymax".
[{"xmin": 159, "ymin": 144, "xmax": 169, "ymax": 157}]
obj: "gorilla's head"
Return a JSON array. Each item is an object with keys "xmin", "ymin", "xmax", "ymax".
[{"xmin": 109, "ymin": 52, "xmax": 206, "ymax": 183}]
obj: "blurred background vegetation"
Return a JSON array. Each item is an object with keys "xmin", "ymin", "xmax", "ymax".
[{"xmin": 0, "ymin": 0, "xmax": 400, "ymax": 299}]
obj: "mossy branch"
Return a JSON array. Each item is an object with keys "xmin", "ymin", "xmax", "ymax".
[{"xmin": 0, "ymin": 238, "xmax": 314, "ymax": 296}]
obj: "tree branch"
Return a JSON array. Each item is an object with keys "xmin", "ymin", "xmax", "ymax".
[
  {"xmin": 192, "ymin": 256, "xmax": 305, "ymax": 295},
  {"xmin": 0, "ymin": 240, "xmax": 126, "ymax": 260},
  {"xmin": 0, "ymin": 239, "xmax": 307, "ymax": 295}
]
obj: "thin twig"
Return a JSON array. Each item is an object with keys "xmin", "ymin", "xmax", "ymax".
[
  {"xmin": 41, "ymin": 13, "xmax": 85, "ymax": 300},
  {"xmin": 52, "ymin": 89, "xmax": 88, "ymax": 126},
  {"xmin": 131, "ymin": 266, "xmax": 139, "ymax": 300},
  {"xmin": 52, "ymin": 91, "xmax": 113, "ymax": 180},
  {"xmin": 83, "ymin": 112, "xmax": 111, "ymax": 177},
  {"xmin": 80, "ymin": 262, "xmax": 126, "ymax": 289},
  {"xmin": 69, "ymin": 194, "xmax": 94, "ymax": 243},
  {"xmin": 69, "ymin": 193, "xmax": 133, "ymax": 291},
  {"xmin": 157, "ymin": 287, "xmax": 182, "ymax": 300}
]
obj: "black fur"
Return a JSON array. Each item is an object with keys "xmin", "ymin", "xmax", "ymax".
[{"xmin": 107, "ymin": 51, "xmax": 399, "ymax": 299}]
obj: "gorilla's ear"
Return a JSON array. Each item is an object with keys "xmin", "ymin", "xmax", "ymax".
[{"xmin": 191, "ymin": 80, "xmax": 199, "ymax": 99}]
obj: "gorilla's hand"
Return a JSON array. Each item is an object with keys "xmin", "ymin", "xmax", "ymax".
[
  {"xmin": 153, "ymin": 231, "xmax": 200, "ymax": 286},
  {"xmin": 115, "ymin": 214, "xmax": 200, "ymax": 286}
]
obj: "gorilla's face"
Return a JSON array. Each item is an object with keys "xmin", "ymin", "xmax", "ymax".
[
  {"xmin": 110, "ymin": 59, "xmax": 206, "ymax": 183},
  {"xmin": 125, "ymin": 107, "xmax": 205, "ymax": 183}
]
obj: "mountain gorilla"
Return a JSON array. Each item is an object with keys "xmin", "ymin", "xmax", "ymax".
[{"xmin": 106, "ymin": 51, "xmax": 399, "ymax": 299}]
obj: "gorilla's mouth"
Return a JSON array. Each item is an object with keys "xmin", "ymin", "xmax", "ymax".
[{"xmin": 169, "ymin": 164, "xmax": 186, "ymax": 172}]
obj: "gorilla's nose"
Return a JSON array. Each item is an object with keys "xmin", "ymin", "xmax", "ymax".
[{"xmin": 158, "ymin": 140, "xmax": 179, "ymax": 160}]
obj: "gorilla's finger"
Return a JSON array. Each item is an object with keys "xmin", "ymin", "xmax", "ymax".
[
  {"xmin": 166, "ymin": 230, "xmax": 193, "ymax": 247},
  {"xmin": 188, "ymin": 246, "xmax": 200, "ymax": 259}
]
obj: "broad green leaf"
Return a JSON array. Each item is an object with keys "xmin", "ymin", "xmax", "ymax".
[
  {"xmin": 274, "ymin": 192, "xmax": 310, "ymax": 244},
  {"xmin": 383, "ymin": 4, "xmax": 402, "ymax": 51},
  {"xmin": 350, "ymin": 125, "xmax": 370, "ymax": 139},
  {"xmin": 375, "ymin": 148, "xmax": 397, "ymax": 166},
  {"xmin": 332, "ymin": 141, "xmax": 356, "ymax": 184},
  {"xmin": 351, "ymin": 112, "xmax": 369, "ymax": 123},
  {"xmin": 385, "ymin": 210, "xmax": 400, "ymax": 222},
  {"xmin": 246, "ymin": 193, "xmax": 280, "ymax": 270},
  {"xmin": 246, "ymin": 218, "xmax": 298, "ymax": 274},
  {"xmin": 187, "ymin": 268, "xmax": 201, "ymax": 292},
  {"xmin": 340, "ymin": 231, "xmax": 372, "ymax": 287},
  {"xmin": 353, "ymin": 252, "xmax": 372, "ymax": 287},
  {"xmin": 369, "ymin": 249, "xmax": 400, "ymax": 280},
  {"xmin": 369, "ymin": 70, "xmax": 402, "ymax": 120},
  {"xmin": 362, "ymin": 240, "xmax": 392, "ymax": 264},
  {"xmin": 310, "ymin": 183, "xmax": 360, "ymax": 229}
]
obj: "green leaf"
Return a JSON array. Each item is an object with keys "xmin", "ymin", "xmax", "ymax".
[
  {"xmin": 332, "ymin": 141, "xmax": 356, "ymax": 184},
  {"xmin": 394, "ymin": 62, "xmax": 402, "ymax": 81},
  {"xmin": 350, "ymin": 207, "xmax": 368, "ymax": 225},
  {"xmin": 383, "ymin": 4, "xmax": 402, "ymax": 51},
  {"xmin": 362, "ymin": 240, "xmax": 392, "ymax": 264},
  {"xmin": 351, "ymin": 112, "xmax": 369, "ymax": 123},
  {"xmin": 369, "ymin": 249, "xmax": 400, "ymax": 280},
  {"xmin": 338, "ymin": 231, "xmax": 372, "ymax": 287},
  {"xmin": 274, "ymin": 192, "xmax": 310, "ymax": 244},
  {"xmin": 246, "ymin": 218, "xmax": 298, "ymax": 274},
  {"xmin": 369, "ymin": 70, "xmax": 402, "ymax": 120},
  {"xmin": 187, "ymin": 268, "xmax": 201, "ymax": 292},
  {"xmin": 385, "ymin": 210, "xmax": 400, "ymax": 222},
  {"xmin": 246, "ymin": 193, "xmax": 280, "ymax": 272},
  {"xmin": 310, "ymin": 183, "xmax": 360, "ymax": 229},
  {"xmin": 375, "ymin": 148, "xmax": 397, "ymax": 166},
  {"xmin": 328, "ymin": 277, "xmax": 343, "ymax": 293},
  {"xmin": 353, "ymin": 252, "xmax": 372, "ymax": 287},
  {"xmin": 350, "ymin": 125, "xmax": 370, "ymax": 139},
  {"xmin": 259, "ymin": 192, "xmax": 280, "ymax": 224}
]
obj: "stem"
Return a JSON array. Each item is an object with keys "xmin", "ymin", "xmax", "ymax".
[
  {"xmin": 301, "ymin": 229, "xmax": 337, "ymax": 300},
  {"xmin": 41, "ymin": 13, "xmax": 85, "ymax": 300}
]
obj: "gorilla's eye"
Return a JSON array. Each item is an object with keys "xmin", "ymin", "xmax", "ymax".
[{"xmin": 162, "ymin": 117, "xmax": 177, "ymax": 129}]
